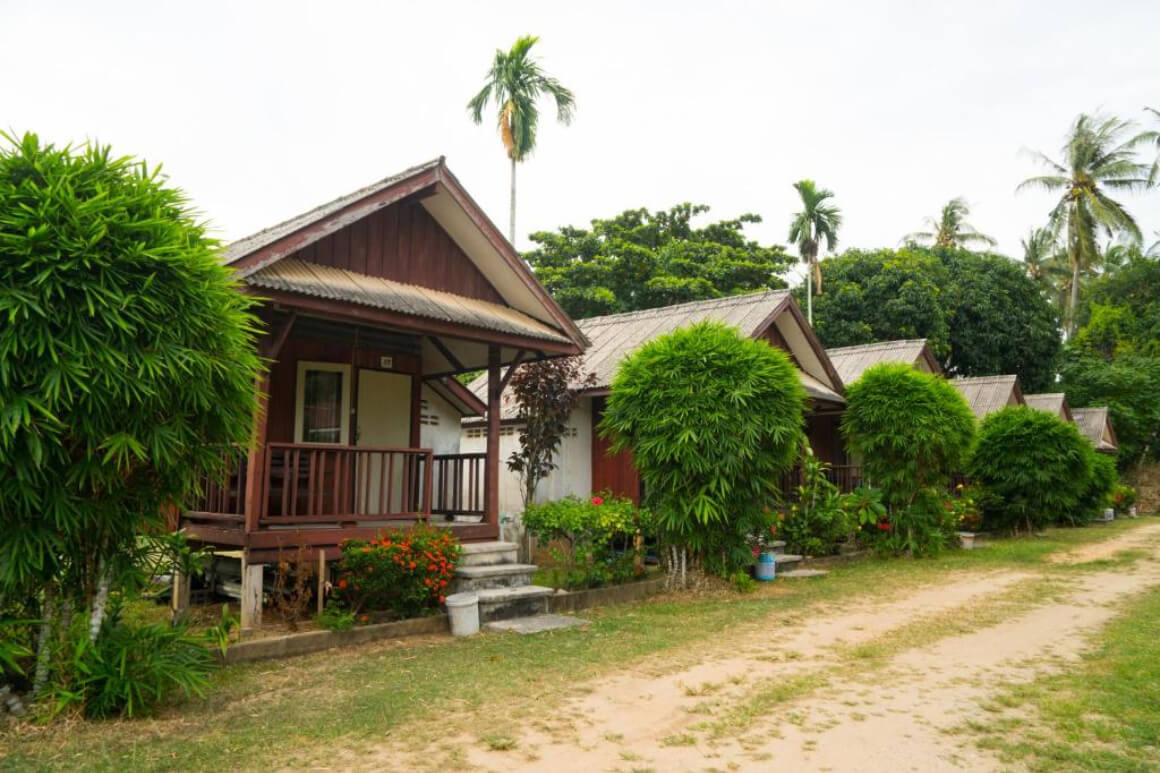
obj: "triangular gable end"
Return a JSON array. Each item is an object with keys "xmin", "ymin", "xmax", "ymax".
[{"xmin": 757, "ymin": 296, "xmax": 845, "ymax": 398}]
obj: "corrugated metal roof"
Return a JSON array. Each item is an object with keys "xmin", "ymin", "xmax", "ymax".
[
  {"xmin": 221, "ymin": 158, "xmax": 444, "ymax": 266},
  {"xmin": 825, "ymin": 339, "xmax": 932, "ymax": 384},
  {"xmin": 245, "ymin": 259, "xmax": 572, "ymax": 344},
  {"xmin": 950, "ymin": 375, "xmax": 1022, "ymax": 419},
  {"xmin": 1024, "ymin": 393, "xmax": 1070, "ymax": 421},
  {"xmin": 466, "ymin": 290, "xmax": 847, "ymax": 422},
  {"xmin": 1072, "ymin": 407, "xmax": 1117, "ymax": 452}
]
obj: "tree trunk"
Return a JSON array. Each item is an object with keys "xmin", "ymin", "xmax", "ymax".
[
  {"xmin": 509, "ymin": 156, "xmax": 517, "ymax": 245},
  {"xmin": 1069, "ymin": 259, "xmax": 1080, "ymax": 338},
  {"xmin": 813, "ymin": 258, "xmax": 823, "ymax": 295},
  {"xmin": 89, "ymin": 561, "xmax": 111, "ymax": 644},
  {"xmin": 32, "ymin": 587, "xmax": 55, "ymax": 697},
  {"xmin": 805, "ymin": 269, "xmax": 814, "ymax": 326}
]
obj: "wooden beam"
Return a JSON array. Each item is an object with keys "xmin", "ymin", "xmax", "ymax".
[
  {"xmin": 242, "ymin": 377, "xmax": 270, "ymax": 535},
  {"xmin": 484, "ymin": 345, "xmax": 502, "ymax": 530},
  {"xmin": 262, "ymin": 310, "xmax": 297, "ymax": 360},
  {"xmin": 427, "ymin": 335, "xmax": 466, "ymax": 372},
  {"xmin": 498, "ymin": 349, "xmax": 527, "ymax": 392}
]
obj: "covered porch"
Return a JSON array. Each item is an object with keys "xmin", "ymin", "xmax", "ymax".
[{"xmin": 176, "ymin": 158, "xmax": 587, "ymax": 629}]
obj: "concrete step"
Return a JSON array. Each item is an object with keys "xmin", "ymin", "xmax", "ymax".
[
  {"xmin": 483, "ymin": 614, "xmax": 587, "ymax": 634},
  {"xmin": 768, "ymin": 540, "xmax": 787, "ymax": 551},
  {"xmin": 771, "ymin": 553, "xmax": 803, "ymax": 569},
  {"xmin": 476, "ymin": 585, "xmax": 554, "ymax": 622},
  {"xmin": 453, "ymin": 563, "xmax": 537, "ymax": 591},
  {"xmin": 459, "ymin": 541, "xmax": 519, "ymax": 567}
]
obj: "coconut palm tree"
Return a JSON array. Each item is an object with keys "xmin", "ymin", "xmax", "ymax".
[
  {"xmin": 905, "ymin": 197, "xmax": 996, "ymax": 250},
  {"xmin": 467, "ymin": 35, "xmax": 575, "ymax": 244},
  {"xmin": 788, "ymin": 179, "xmax": 842, "ymax": 325},
  {"xmin": 1021, "ymin": 227, "xmax": 1071, "ymax": 316},
  {"xmin": 1018, "ymin": 113, "xmax": 1153, "ymax": 335}
]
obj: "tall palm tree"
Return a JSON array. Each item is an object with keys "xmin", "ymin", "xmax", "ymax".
[
  {"xmin": 467, "ymin": 35, "xmax": 575, "ymax": 244},
  {"xmin": 905, "ymin": 197, "xmax": 996, "ymax": 249},
  {"xmin": 788, "ymin": 180, "xmax": 842, "ymax": 325},
  {"xmin": 1018, "ymin": 113, "xmax": 1153, "ymax": 335},
  {"xmin": 1021, "ymin": 227, "xmax": 1071, "ymax": 316}
]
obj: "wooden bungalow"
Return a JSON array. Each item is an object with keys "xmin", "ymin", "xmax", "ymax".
[
  {"xmin": 825, "ymin": 338, "xmax": 942, "ymax": 384},
  {"xmin": 462, "ymin": 291, "xmax": 853, "ymax": 513},
  {"xmin": 1023, "ymin": 392, "xmax": 1074, "ymax": 423},
  {"xmin": 1072, "ymin": 407, "xmax": 1119, "ymax": 454},
  {"xmin": 950, "ymin": 375, "xmax": 1025, "ymax": 420},
  {"xmin": 178, "ymin": 158, "xmax": 587, "ymax": 627}
]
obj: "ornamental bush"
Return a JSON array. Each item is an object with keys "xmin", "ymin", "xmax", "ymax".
[
  {"xmin": 334, "ymin": 526, "xmax": 461, "ymax": 619},
  {"xmin": 969, "ymin": 407, "xmax": 1093, "ymax": 532},
  {"xmin": 523, "ymin": 493, "xmax": 651, "ymax": 589},
  {"xmin": 1073, "ymin": 450, "xmax": 1118, "ymax": 526},
  {"xmin": 600, "ymin": 321, "xmax": 806, "ymax": 582},
  {"xmin": 841, "ymin": 364, "xmax": 976, "ymax": 509},
  {"xmin": 0, "ymin": 132, "xmax": 260, "ymax": 711}
]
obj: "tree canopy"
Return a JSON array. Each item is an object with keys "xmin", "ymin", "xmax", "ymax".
[
  {"xmin": 801, "ymin": 246, "xmax": 1062, "ymax": 392},
  {"xmin": 524, "ymin": 203, "xmax": 795, "ymax": 320}
]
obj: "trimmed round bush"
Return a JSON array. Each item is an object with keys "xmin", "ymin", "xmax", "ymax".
[
  {"xmin": 1073, "ymin": 449, "xmax": 1118, "ymax": 525},
  {"xmin": 969, "ymin": 406, "xmax": 1093, "ymax": 532},
  {"xmin": 841, "ymin": 363, "xmax": 976, "ymax": 507},
  {"xmin": 600, "ymin": 321, "xmax": 806, "ymax": 576}
]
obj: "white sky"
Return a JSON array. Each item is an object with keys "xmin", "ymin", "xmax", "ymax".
[{"xmin": 4, "ymin": 1, "xmax": 1159, "ymax": 275}]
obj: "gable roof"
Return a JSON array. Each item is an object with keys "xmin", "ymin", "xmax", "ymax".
[
  {"xmin": 825, "ymin": 339, "xmax": 942, "ymax": 384},
  {"xmin": 950, "ymin": 375, "xmax": 1024, "ymax": 419},
  {"xmin": 1072, "ymin": 407, "xmax": 1119, "ymax": 453},
  {"xmin": 466, "ymin": 291, "xmax": 846, "ymax": 422},
  {"xmin": 425, "ymin": 376, "xmax": 486, "ymax": 417},
  {"xmin": 1024, "ymin": 392, "xmax": 1073, "ymax": 422},
  {"xmin": 221, "ymin": 157, "xmax": 586, "ymax": 351}
]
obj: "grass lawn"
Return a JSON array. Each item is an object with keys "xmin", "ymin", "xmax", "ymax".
[
  {"xmin": 966, "ymin": 571, "xmax": 1160, "ymax": 771},
  {"xmin": 1, "ymin": 518, "xmax": 1155, "ymax": 772}
]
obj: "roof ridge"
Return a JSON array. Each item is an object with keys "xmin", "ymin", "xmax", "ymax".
[
  {"xmin": 222, "ymin": 157, "xmax": 444, "ymax": 261},
  {"xmin": 950, "ymin": 374, "xmax": 1017, "ymax": 383},
  {"xmin": 826, "ymin": 338, "xmax": 927, "ymax": 354},
  {"xmin": 578, "ymin": 289, "xmax": 789, "ymax": 328}
]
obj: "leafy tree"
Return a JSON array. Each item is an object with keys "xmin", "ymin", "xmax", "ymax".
[
  {"xmin": 1021, "ymin": 226, "xmax": 1071, "ymax": 314},
  {"xmin": 969, "ymin": 407, "xmax": 1094, "ymax": 532},
  {"xmin": 1076, "ymin": 249, "xmax": 1160, "ymax": 354},
  {"xmin": 0, "ymin": 133, "xmax": 260, "ymax": 707},
  {"xmin": 600, "ymin": 322, "xmax": 806, "ymax": 585},
  {"xmin": 467, "ymin": 35, "xmax": 575, "ymax": 243},
  {"xmin": 787, "ymin": 179, "xmax": 842, "ymax": 324},
  {"xmin": 505, "ymin": 356, "xmax": 595, "ymax": 509},
  {"xmin": 801, "ymin": 247, "xmax": 951, "ymax": 360},
  {"xmin": 805, "ymin": 246, "xmax": 1061, "ymax": 391},
  {"xmin": 938, "ymin": 249, "xmax": 1061, "ymax": 392},
  {"xmin": 525, "ymin": 204, "xmax": 794, "ymax": 319},
  {"xmin": 905, "ymin": 197, "xmax": 996, "ymax": 249},
  {"xmin": 841, "ymin": 364, "xmax": 975, "ymax": 511},
  {"xmin": 1019, "ymin": 113, "xmax": 1153, "ymax": 335}
]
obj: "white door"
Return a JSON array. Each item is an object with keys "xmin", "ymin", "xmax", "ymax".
[{"xmin": 356, "ymin": 370, "xmax": 412, "ymax": 515}]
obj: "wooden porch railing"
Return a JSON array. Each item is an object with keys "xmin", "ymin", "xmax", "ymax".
[
  {"xmin": 261, "ymin": 442, "xmax": 433, "ymax": 526},
  {"xmin": 185, "ymin": 447, "xmax": 247, "ymax": 529},
  {"xmin": 824, "ymin": 465, "xmax": 864, "ymax": 493},
  {"xmin": 431, "ymin": 452, "xmax": 486, "ymax": 518}
]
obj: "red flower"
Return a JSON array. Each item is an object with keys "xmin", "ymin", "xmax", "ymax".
[
  {"xmin": 876, "ymin": 521, "xmax": 891, "ymax": 531},
  {"xmin": 338, "ymin": 579, "xmax": 348, "ymax": 590},
  {"xmin": 591, "ymin": 496, "xmax": 604, "ymax": 506}
]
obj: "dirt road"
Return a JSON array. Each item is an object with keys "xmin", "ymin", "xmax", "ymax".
[{"xmin": 370, "ymin": 523, "xmax": 1160, "ymax": 772}]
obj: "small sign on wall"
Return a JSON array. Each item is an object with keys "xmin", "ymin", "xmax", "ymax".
[{"xmin": 379, "ymin": 356, "xmax": 393, "ymax": 369}]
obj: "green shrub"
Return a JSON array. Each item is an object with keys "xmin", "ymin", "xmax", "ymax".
[
  {"xmin": 777, "ymin": 449, "xmax": 856, "ymax": 556},
  {"xmin": 600, "ymin": 321, "xmax": 806, "ymax": 582},
  {"xmin": 842, "ymin": 364, "xmax": 976, "ymax": 509},
  {"xmin": 64, "ymin": 618, "xmax": 213, "ymax": 718},
  {"xmin": 1112, "ymin": 483, "xmax": 1137, "ymax": 512},
  {"xmin": 1073, "ymin": 450, "xmax": 1118, "ymax": 525},
  {"xmin": 729, "ymin": 570, "xmax": 758, "ymax": 594},
  {"xmin": 315, "ymin": 604, "xmax": 356, "ymax": 632},
  {"xmin": 523, "ymin": 494, "xmax": 650, "ymax": 589},
  {"xmin": 969, "ymin": 406, "xmax": 1093, "ymax": 532},
  {"xmin": 874, "ymin": 488, "xmax": 963, "ymax": 556},
  {"xmin": 334, "ymin": 525, "xmax": 460, "ymax": 619}
]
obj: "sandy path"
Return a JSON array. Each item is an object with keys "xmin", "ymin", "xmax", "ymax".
[{"xmin": 357, "ymin": 524, "xmax": 1160, "ymax": 772}]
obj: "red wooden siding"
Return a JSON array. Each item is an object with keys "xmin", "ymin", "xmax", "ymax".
[
  {"xmin": 590, "ymin": 397, "xmax": 641, "ymax": 505},
  {"xmin": 290, "ymin": 201, "xmax": 504, "ymax": 303},
  {"xmin": 806, "ymin": 412, "xmax": 845, "ymax": 466}
]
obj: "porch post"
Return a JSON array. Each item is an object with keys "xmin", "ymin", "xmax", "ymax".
[
  {"xmin": 241, "ymin": 373, "xmax": 269, "ymax": 633},
  {"xmin": 484, "ymin": 345, "xmax": 502, "ymax": 533}
]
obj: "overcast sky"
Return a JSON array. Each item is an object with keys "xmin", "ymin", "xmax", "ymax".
[{"xmin": 5, "ymin": 1, "xmax": 1159, "ymax": 279}]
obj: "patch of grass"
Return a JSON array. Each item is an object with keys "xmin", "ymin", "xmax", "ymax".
[
  {"xmin": 962, "ymin": 580, "xmax": 1160, "ymax": 771},
  {"xmin": 480, "ymin": 733, "xmax": 518, "ymax": 751},
  {"xmin": 2, "ymin": 518, "xmax": 1155, "ymax": 771},
  {"xmin": 659, "ymin": 732, "xmax": 697, "ymax": 747}
]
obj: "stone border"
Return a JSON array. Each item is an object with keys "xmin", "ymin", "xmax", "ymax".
[
  {"xmin": 223, "ymin": 614, "xmax": 448, "ymax": 664},
  {"xmin": 547, "ymin": 576, "xmax": 667, "ymax": 614}
]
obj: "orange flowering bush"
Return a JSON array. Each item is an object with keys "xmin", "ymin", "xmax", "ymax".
[{"xmin": 335, "ymin": 525, "xmax": 461, "ymax": 619}]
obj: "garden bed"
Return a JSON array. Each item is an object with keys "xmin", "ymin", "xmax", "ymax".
[{"xmin": 222, "ymin": 614, "xmax": 449, "ymax": 664}]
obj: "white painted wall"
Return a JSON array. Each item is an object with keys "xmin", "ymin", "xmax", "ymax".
[
  {"xmin": 460, "ymin": 396, "xmax": 594, "ymax": 519},
  {"xmin": 419, "ymin": 384, "xmax": 465, "ymax": 455}
]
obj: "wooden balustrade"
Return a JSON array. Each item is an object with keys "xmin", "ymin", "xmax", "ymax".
[
  {"xmin": 260, "ymin": 443, "xmax": 432, "ymax": 526},
  {"xmin": 431, "ymin": 452, "xmax": 486, "ymax": 518}
]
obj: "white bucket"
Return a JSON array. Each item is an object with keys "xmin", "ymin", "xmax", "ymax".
[{"xmin": 445, "ymin": 592, "xmax": 480, "ymax": 637}]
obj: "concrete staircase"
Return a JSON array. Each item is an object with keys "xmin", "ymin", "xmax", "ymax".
[
  {"xmin": 454, "ymin": 542, "xmax": 554, "ymax": 622},
  {"xmin": 767, "ymin": 540, "xmax": 803, "ymax": 571}
]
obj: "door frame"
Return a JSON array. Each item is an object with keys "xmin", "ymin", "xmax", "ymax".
[{"xmin": 293, "ymin": 361, "xmax": 352, "ymax": 444}]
